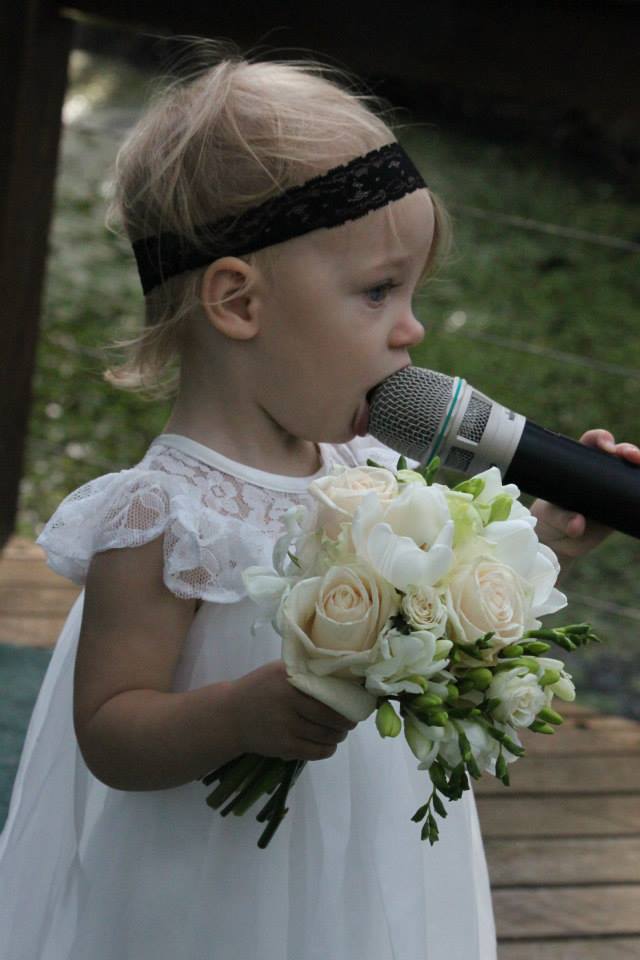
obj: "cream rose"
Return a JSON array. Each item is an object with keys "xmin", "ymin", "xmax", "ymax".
[
  {"xmin": 401, "ymin": 586, "xmax": 447, "ymax": 636},
  {"xmin": 446, "ymin": 558, "xmax": 534, "ymax": 654},
  {"xmin": 309, "ymin": 466, "xmax": 398, "ymax": 539},
  {"xmin": 488, "ymin": 667, "xmax": 547, "ymax": 728},
  {"xmin": 281, "ymin": 563, "xmax": 398, "ymax": 721}
]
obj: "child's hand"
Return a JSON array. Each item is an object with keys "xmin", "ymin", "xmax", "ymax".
[
  {"xmin": 230, "ymin": 660, "xmax": 357, "ymax": 762},
  {"xmin": 531, "ymin": 429, "xmax": 640, "ymax": 561}
]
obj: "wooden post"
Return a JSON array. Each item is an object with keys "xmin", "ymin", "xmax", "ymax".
[{"xmin": 0, "ymin": 1, "xmax": 73, "ymax": 549}]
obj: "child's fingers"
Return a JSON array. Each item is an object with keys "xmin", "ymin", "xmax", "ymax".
[
  {"xmin": 293, "ymin": 689, "xmax": 358, "ymax": 730},
  {"xmin": 294, "ymin": 716, "xmax": 349, "ymax": 746},
  {"xmin": 579, "ymin": 429, "xmax": 640, "ymax": 463}
]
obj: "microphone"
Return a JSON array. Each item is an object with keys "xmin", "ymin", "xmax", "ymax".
[{"xmin": 368, "ymin": 365, "xmax": 640, "ymax": 539}]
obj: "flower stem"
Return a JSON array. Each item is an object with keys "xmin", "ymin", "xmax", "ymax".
[
  {"xmin": 257, "ymin": 760, "xmax": 304, "ymax": 849},
  {"xmin": 205, "ymin": 754, "xmax": 261, "ymax": 810}
]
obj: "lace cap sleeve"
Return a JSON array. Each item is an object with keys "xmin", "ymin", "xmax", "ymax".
[{"xmin": 36, "ymin": 465, "xmax": 262, "ymax": 603}]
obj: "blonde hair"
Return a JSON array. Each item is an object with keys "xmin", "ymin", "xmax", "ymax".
[{"xmin": 104, "ymin": 42, "xmax": 451, "ymax": 398}]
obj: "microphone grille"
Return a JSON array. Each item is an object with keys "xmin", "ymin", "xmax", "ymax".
[{"xmin": 368, "ymin": 365, "xmax": 455, "ymax": 462}]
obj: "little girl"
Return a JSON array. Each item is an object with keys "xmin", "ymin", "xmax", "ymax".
[{"xmin": 1, "ymin": 51, "xmax": 637, "ymax": 960}]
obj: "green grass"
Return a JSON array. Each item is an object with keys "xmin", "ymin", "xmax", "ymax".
[{"xmin": 17, "ymin": 53, "xmax": 640, "ymax": 720}]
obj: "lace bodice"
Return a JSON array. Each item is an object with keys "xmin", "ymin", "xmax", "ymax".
[{"xmin": 37, "ymin": 433, "xmax": 404, "ymax": 604}]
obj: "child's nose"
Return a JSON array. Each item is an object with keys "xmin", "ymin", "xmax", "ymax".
[{"xmin": 390, "ymin": 312, "xmax": 425, "ymax": 350}]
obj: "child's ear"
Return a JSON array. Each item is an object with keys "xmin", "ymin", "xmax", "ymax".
[{"xmin": 200, "ymin": 256, "xmax": 261, "ymax": 340}]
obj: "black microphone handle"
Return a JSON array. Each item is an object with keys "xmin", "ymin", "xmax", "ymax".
[{"xmin": 503, "ymin": 420, "xmax": 640, "ymax": 540}]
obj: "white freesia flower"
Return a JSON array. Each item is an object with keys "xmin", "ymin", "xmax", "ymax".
[
  {"xmin": 438, "ymin": 719, "xmax": 520, "ymax": 775},
  {"xmin": 473, "ymin": 467, "xmax": 521, "ymax": 510},
  {"xmin": 242, "ymin": 566, "xmax": 293, "ymax": 620},
  {"xmin": 352, "ymin": 489, "xmax": 454, "ymax": 592},
  {"xmin": 384, "ymin": 481, "xmax": 452, "ymax": 547},
  {"xmin": 404, "ymin": 712, "xmax": 445, "ymax": 769},
  {"xmin": 488, "ymin": 667, "xmax": 547, "ymax": 728},
  {"xmin": 534, "ymin": 657, "xmax": 576, "ymax": 702},
  {"xmin": 281, "ymin": 563, "xmax": 397, "ymax": 721},
  {"xmin": 271, "ymin": 505, "xmax": 310, "ymax": 576},
  {"xmin": 363, "ymin": 627, "xmax": 449, "ymax": 696},
  {"xmin": 309, "ymin": 465, "xmax": 398, "ymax": 539}
]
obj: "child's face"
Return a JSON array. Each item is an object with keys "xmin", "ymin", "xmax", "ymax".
[{"xmin": 252, "ymin": 188, "xmax": 433, "ymax": 444}]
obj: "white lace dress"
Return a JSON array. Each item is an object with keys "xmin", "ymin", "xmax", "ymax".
[{"xmin": 0, "ymin": 434, "xmax": 497, "ymax": 960}]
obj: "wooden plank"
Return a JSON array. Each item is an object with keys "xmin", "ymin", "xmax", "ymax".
[
  {"xmin": 478, "ymin": 795, "xmax": 640, "ymax": 837},
  {"xmin": 0, "ymin": 561, "xmax": 70, "ymax": 586},
  {"xmin": 517, "ymin": 718, "xmax": 640, "ymax": 756},
  {"xmin": 494, "ymin": 885, "xmax": 640, "ymax": 938},
  {"xmin": 0, "ymin": 586, "xmax": 81, "ymax": 616},
  {"xmin": 476, "ymin": 755, "xmax": 640, "ymax": 795},
  {"xmin": 0, "ymin": 616, "xmax": 69, "ymax": 649},
  {"xmin": 486, "ymin": 836, "xmax": 640, "ymax": 886},
  {"xmin": 499, "ymin": 938, "xmax": 640, "ymax": 960}
]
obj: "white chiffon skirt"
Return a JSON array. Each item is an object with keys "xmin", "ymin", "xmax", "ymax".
[{"xmin": 0, "ymin": 592, "xmax": 497, "ymax": 960}]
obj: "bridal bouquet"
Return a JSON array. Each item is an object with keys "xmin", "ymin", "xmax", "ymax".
[{"xmin": 201, "ymin": 456, "xmax": 600, "ymax": 848}]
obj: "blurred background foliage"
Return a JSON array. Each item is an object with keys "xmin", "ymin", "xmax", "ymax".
[{"xmin": 19, "ymin": 50, "xmax": 640, "ymax": 718}]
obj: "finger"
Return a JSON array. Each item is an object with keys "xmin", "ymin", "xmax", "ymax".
[
  {"xmin": 294, "ymin": 716, "xmax": 349, "ymax": 746},
  {"xmin": 564, "ymin": 512, "xmax": 586, "ymax": 538},
  {"xmin": 292, "ymin": 690, "xmax": 357, "ymax": 730},
  {"xmin": 290, "ymin": 738, "xmax": 338, "ymax": 762},
  {"xmin": 579, "ymin": 429, "xmax": 615, "ymax": 450},
  {"xmin": 613, "ymin": 442, "xmax": 640, "ymax": 463}
]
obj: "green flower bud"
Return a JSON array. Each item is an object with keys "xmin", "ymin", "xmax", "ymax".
[
  {"xmin": 522, "ymin": 640, "xmax": 551, "ymax": 655},
  {"xmin": 539, "ymin": 669, "xmax": 562, "ymax": 687},
  {"xmin": 489, "ymin": 494, "xmax": 513, "ymax": 523},
  {"xmin": 537, "ymin": 706, "xmax": 563, "ymax": 725},
  {"xmin": 376, "ymin": 701, "xmax": 402, "ymax": 738},
  {"xmin": 397, "ymin": 468, "xmax": 427, "ymax": 485},
  {"xmin": 453, "ymin": 477, "xmax": 486, "ymax": 498},
  {"xmin": 529, "ymin": 719, "xmax": 555, "ymax": 734},
  {"xmin": 412, "ymin": 692, "xmax": 443, "ymax": 710},
  {"xmin": 424, "ymin": 709, "xmax": 448, "ymax": 727},
  {"xmin": 500, "ymin": 644, "xmax": 524, "ymax": 658},
  {"xmin": 495, "ymin": 752, "xmax": 508, "ymax": 781},
  {"xmin": 446, "ymin": 683, "xmax": 460, "ymax": 701},
  {"xmin": 465, "ymin": 667, "xmax": 493, "ymax": 691}
]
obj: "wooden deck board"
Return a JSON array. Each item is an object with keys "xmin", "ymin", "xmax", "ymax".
[{"xmin": 2, "ymin": 536, "xmax": 640, "ymax": 955}]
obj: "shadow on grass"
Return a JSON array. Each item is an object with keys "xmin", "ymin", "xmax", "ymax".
[{"xmin": 0, "ymin": 646, "xmax": 52, "ymax": 831}]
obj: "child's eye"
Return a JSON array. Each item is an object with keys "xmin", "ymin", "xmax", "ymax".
[{"xmin": 366, "ymin": 281, "xmax": 397, "ymax": 305}]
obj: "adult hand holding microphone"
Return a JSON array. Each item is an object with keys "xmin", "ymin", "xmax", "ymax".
[{"xmin": 368, "ymin": 365, "xmax": 640, "ymax": 541}]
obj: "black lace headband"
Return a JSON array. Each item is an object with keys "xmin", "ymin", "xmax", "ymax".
[{"xmin": 132, "ymin": 142, "xmax": 427, "ymax": 295}]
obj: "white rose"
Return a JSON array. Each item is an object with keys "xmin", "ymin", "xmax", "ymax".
[
  {"xmin": 281, "ymin": 563, "xmax": 398, "ymax": 721},
  {"xmin": 309, "ymin": 466, "xmax": 398, "ymax": 539},
  {"xmin": 402, "ymin": 586, "xmax": 447, "ymax": 636},
  {"xmin": 488, "ymin": 667, "xmax": 547, "ymax": 728},
  {"xmin": 363, "ymin": 627, "xmax": 449, "ymax": 696},
  {"xmin": 446, "ymin": 558, "xmax": 534, "ymax": 653},
  {"xmin": 352, "ymin": 488, "xmax": 454, "ymax": 592}
]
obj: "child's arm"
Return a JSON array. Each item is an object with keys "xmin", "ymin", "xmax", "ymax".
[
  {"xmin": 74, "ymin": 537, "xmax": 355, "ymax": 791},
  {"xmin": 532, "ymin": 429, "xmax": 640, "ymax": 570}
]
